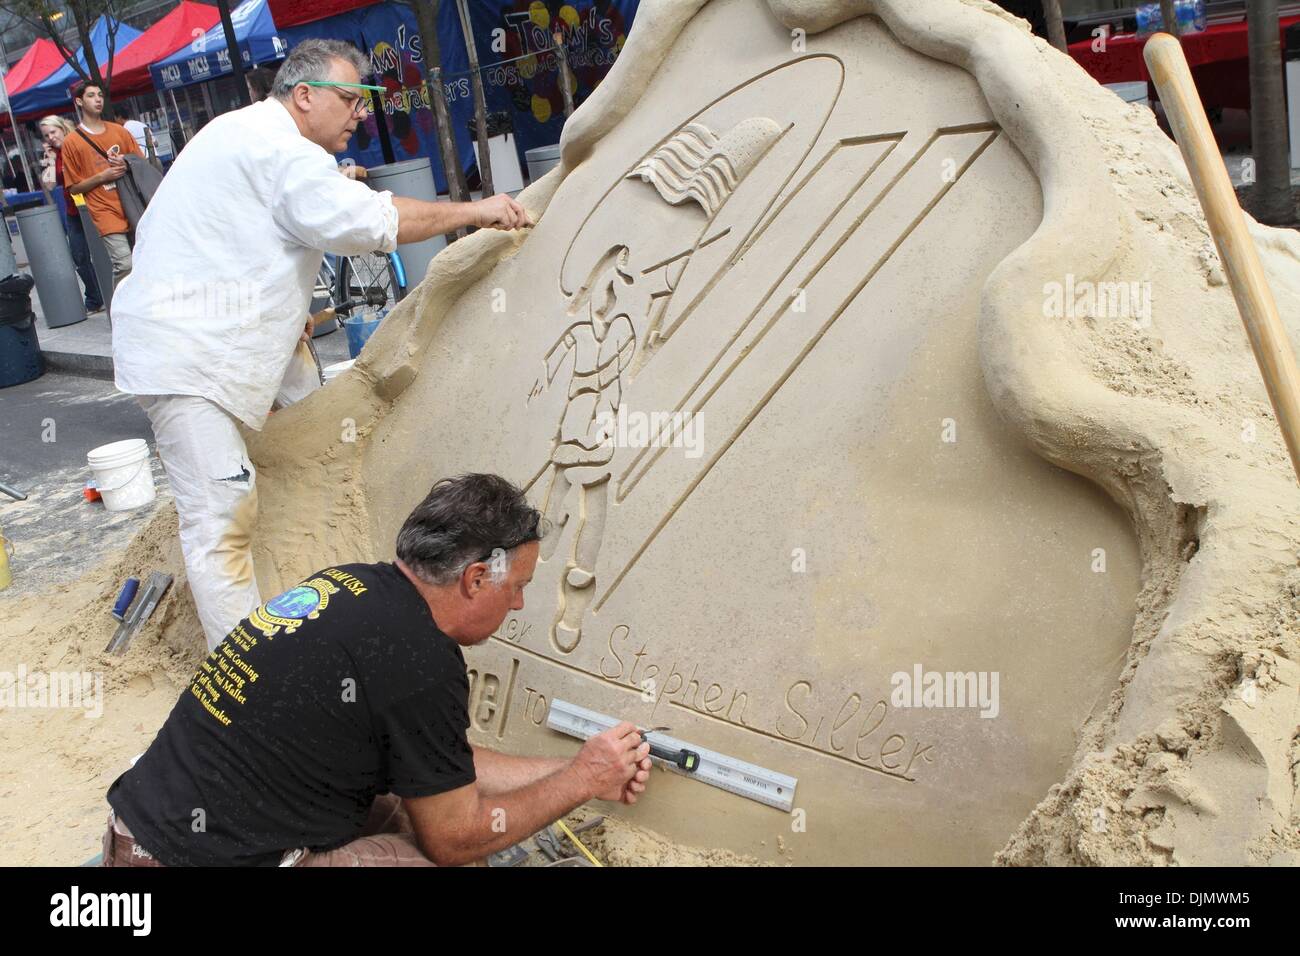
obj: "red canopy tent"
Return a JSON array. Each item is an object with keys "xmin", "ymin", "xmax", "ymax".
[
  {"xmin": 2, "ymin": 37, "xmax": 68, "ymax": 104},
  {"xmin": 1069, "ymin": 14, "xmax": 1300, "ymax": 112},
  {"xmin": 268, "ymin": 0, "xmax": 377, "ymax": 30},
  {"xmin": 108, "ymin": 1, "xmax": 222, "ymax": 98}
]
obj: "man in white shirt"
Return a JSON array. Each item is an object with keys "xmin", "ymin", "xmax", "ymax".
[
  {"xmin": 118, "ymin": 105, "xmax": 151, "ymax": 156},
  {"xmin": 111, "ymin": 39, "xmax": 532, "ymax": 650}
]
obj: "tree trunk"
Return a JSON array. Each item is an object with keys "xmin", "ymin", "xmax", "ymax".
[
  {"xmin": 553, "ymin": 31, "xmax": 575, "ymax": 116},
  {"xmin": 455, "ymin": 0, "xmax": 493, "ymax": 197},
  {"xmin": 1041, "ymin": 1, "xmax": 1067, "ymax": 53},
  {"xmin": 410, "ymin": 0, "xmax": 470, "ymax": 241},
  {"xmin": 1247, "ymin": 0, "xmax": 1292, "ymax": 224}
]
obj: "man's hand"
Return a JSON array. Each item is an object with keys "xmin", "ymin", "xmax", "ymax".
[
  {"xmin": 300, "ymin": 316, "xmax": 314, "ymax": 346},
  {"xmin": 596, "ymin": 748, "xmax": 652, "ymax": 805},
  {"xmin": 474, "ymin": 193, "xmax": 533, "ymax": 231},
  {"xmin": 99, "ymin": 160, "xmax": 127, "ymax": 185},
  {"xmin": 340, "ymin": 164, "xmax": 368, "ymax": 181},
  {"xmin": 572, "ymin": 722, "xmax": 650, "ymax": 802}
]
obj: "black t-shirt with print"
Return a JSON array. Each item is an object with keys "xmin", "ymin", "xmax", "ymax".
[{"xmin": 107, "ymin": 562, "xmax": 476, "ymax": 866}]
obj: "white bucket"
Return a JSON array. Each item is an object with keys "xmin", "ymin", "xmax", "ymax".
[
  {"xmin": 87, "ymin": 438, "xmax": 156, "ymax": 512},
  {"xmin": 322, "ymin": 359, "xmax": 355, "ymax": 383}
]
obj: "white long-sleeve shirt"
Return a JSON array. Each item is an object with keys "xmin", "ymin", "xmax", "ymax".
[{"xmin": 112, "ymin": 97, "xmax": 399, "ymax": 429}]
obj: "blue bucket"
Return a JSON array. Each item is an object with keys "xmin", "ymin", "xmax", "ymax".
[{"xmin": 343, "ymin": 313, "xmax": 382, "ymax": 359}]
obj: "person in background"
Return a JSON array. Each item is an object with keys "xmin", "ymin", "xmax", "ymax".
[
  {"xmin": 61, "ymin": 80, "xmax": 142, "ymax": 288},
  {"xmin": 38, "ymin": 136, "xmax": 57, "ymax": 191},
  {"xmin": 245, "ymin": 66, "xmax": 278, "ymax": 103},
  {"xmin": 38, "ymin": 115, "xmax": 105, "ymax": 314},
  {"xmin": 116, "ymin": 104, "xmax": 151, "ymax": 156}
]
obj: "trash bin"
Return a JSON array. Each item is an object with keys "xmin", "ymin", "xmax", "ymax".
[
  {"xmin": 525, "ymin": 144, "xmax": 561, "ymax": 184},
  {"xmin": 367, "ymin": 158, "xmax": 443, "ymax": 291},
  {"xmin": 0, "ymin": 273, "xmax": 45, "ymax": 388},
  {"xmin": 16, "ymin": 204, "xmax": 85, "ymax": 329}
]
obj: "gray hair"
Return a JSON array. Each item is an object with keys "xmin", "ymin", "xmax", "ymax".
[
  {"xmin": 272, "ymin": 39, "xmax": 369, "ymax": 100},
  {"xmin": 396, "ymin": 474, "xmax": 544, "ymax": 587}
]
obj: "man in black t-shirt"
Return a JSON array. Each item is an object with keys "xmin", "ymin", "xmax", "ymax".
[{"xmin": 101, "ymin": 473, "xmax": 652, "ymax": 867}]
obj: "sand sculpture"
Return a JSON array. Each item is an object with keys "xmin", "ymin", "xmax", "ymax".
[{"xmin": 35, "ymin": 0, "xmax": 1292, "ymax": 865}]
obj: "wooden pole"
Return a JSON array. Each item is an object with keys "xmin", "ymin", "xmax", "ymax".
[
  {"xmin": 409, "ymin": 0, "xmax": 469, "ymax": 241},
  {"xmin": 1041, "ymin": 0, "xmax": 1068, "ymax": 53},
  {"xmin": 1246, "ymin": 0, "xmax": 1292, "ymax": 224},
  {"xmin": 1145, "ymin": 33, "xmax": 1300, "ymax": 483},
  {"xmin": 455, "ymin": 0, "xmax": 494, "ymax": 197},
  {"xmin": 553, "ymin": 31, "xmax": 575, "ymax": 117}
]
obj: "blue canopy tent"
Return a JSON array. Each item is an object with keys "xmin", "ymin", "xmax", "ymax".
[
  {"xmin": 150, "ymin": 0, "xmax": 286, "ymax": 91},
  {"xmin": 11, "ymin": 16, "xmax": 145, "ymax": 116}
]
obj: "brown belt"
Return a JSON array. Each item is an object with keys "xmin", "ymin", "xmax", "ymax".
[{"xmin": 103, "ymin": 811, "xmax": 166, "ymax": 868}]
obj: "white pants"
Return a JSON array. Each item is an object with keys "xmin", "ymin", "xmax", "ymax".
[
  {"xmin": 138, "ymin": 394, "xmax": 262, "ymax": 651},
  {"xmin": 136, "ymin": 345, "xmax": 320, "ymax": 651}
]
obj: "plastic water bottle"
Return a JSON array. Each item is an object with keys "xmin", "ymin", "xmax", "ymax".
[
  {"xmin": 1135, "ymin": 3, "xmax": 1162, "ymax": 37},
  {"xmin": 1136, "ymin": 1, "xmax": 1206, "ymax": 37},
  {"xmin": 1176, "ymin": 0, "xmax": 1206, "ymax": 34}
]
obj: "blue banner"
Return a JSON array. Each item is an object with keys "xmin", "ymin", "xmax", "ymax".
[
  {"xmin": 284, "ymin": 2, "xmax": 461, "ymax": 188},
  {"xmin": 281, "ymin": 0, "xmax": 638, "ymax": 192},
  {"xmin": 438, "ymin": 0, "xmax": 638, "ymax": 172},
  {"xmin": 151, "ymin": 0, "xmax": 288, "ymax": 91}
]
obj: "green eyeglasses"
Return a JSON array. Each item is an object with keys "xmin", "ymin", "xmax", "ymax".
[{"xmin": 300, "ymin": 80, "xmax": 384, "ymax": 116}]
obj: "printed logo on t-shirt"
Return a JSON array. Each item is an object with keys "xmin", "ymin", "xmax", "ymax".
[
  {"xmin": 248, "ymin": 578, "xmax": 336, "ymax": 637},
  {"xmin": 245, "ymin": 568, "xmax": 370, "ymax": 638},
  {"xmin": 190, "ymin": 568, "xmax": 373, "ymax": 730}
]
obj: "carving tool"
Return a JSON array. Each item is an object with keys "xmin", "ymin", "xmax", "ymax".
[
  {"xmin": 547, "ymin": 698, "xmax": 797, "ymax": 812},
  {"xmin": 1146, "ymin": 33, "xmax": 1300, "ymax": 484},
  {"xmin": 105, "ymin": 571, "xmax": 172, "ymax": 655},
  {"xmin": 0, "ymin": 480, "xmax": 27, "ymax": 501},
  {"xmin": 111, "ymin": 577, "xmax": 140, "ymax": 620},
  {"xmin": 638, "ymin": 726, "xmax": 701, "ymax": 772}
]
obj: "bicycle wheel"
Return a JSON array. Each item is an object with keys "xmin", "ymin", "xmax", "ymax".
[{"xmin": 335, "ymin": 250, "xmax": 406, "ymax": 313}]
